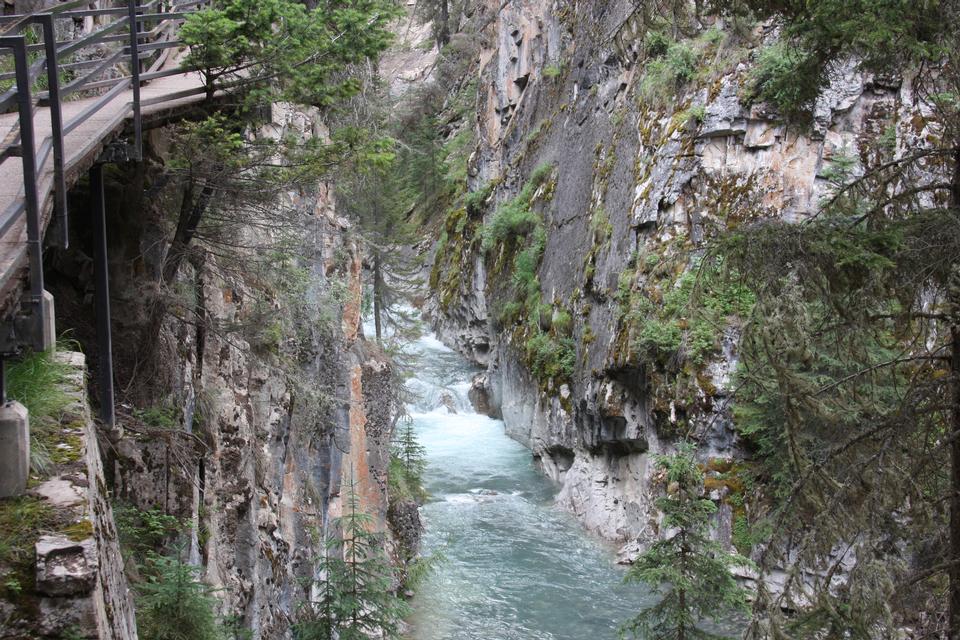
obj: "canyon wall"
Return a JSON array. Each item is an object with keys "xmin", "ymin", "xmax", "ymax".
[
  {"xmin": 427, "ymin": 0, "xmax": 938, "ymax": 555},
  {"xmin": 41, "ymin": 104, "xmax": 400, "ymax": 638}
]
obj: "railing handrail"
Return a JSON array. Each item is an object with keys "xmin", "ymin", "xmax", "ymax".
[
  {"xmin": 0, "ymin": 0, "xmax": 163, "ymax": 26},
  {"xmin": 0, "ymin": 0, "xmax": 90, "ymax": 33},
  {"xmin": 0, "ymin": 0, "xmax": 202, "ymax": 150},
  {"xmin": 0, "ymin": 0, "xmax": 205, "ymax": 316}
]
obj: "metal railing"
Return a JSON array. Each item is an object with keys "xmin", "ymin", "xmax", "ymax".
[
  {"xmin": 0, "ymin": 0, "xmax": 203, "ymax": 240},
  {"xmin": 0, "ymin": 0, "xmax": 208, "ymax": 413},
  {"xmin": 0, "ymin": 0, "xmax": 203, "ymax": 365}
]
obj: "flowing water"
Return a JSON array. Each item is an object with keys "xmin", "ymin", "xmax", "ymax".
[{"xmin": 404, "ymin": 333, "xmax": 655, "ymax": 640}]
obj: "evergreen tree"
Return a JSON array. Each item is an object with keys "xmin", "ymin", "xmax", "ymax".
[
  {"xmin": 389, "ymin": 419, "xmax": 428, "ymax": 503},
  {"xmin": 415, "ymin": 0, "xmax": 452, "ymax": 47},
  {"xmin": 181, "ymin": 0, "xmax": 401, "ymax": 104},
  {"xmin": 336, "ymin": 157, "xmax": 420, "ymax": 343},
  {"xmin": 621, "ymin": 445, "xmax": 751, "ymax": 640},
  {"xmin": 294, "ymin": 477, "xmax": 408, "ymax": 639},
  {"xmin": 672, "ymin": 2, "xmax": 960, "ymax": 636},
  {"xmin": 134, "ymin": 0, "xmax": 402, "ymax": 377},
  {"xmin": 333, "ymin": 77, "xmax": 424, "ymax": 345},
  {"xmin": 394, "ymin": 419, "xmax": 427, "ymax": 489},
  {"xmin": 137, "ymin": 554, "xmax": 222, "ymax": 640}
]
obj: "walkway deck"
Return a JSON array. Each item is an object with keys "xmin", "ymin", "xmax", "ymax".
[{"xmin": 0, "ymin": 61, "xmax": 208, "ymax": 309}]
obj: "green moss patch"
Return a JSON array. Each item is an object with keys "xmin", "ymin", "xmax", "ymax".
[{"xmin": 0, "ymin": 495, "xmax": 58, "ymax": 598}]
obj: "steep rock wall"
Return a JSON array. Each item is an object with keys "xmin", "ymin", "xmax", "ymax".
[
  {"xmin": 47, "ymin": 104, "xmax": 399, "ymax": 637},
  {"xmin": 428, "ymin": 0, "xmax": 938, "ymax": 551}
]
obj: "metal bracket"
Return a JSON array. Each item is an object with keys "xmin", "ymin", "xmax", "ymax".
[
  {"xmin": 0, "ymin": 308, "xmax": 38, "ymax": 355},
  {"xmin": 99, "ymin": 142, "xmax": 139, "ymax": 164}
]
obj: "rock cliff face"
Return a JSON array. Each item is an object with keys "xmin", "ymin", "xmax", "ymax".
[
  {"xmin": 428, "ymin": 0, "xmax": 937, "ymax": 552},
  {"xmin": 45, "ymin": 104, "xmax": 399, "ymax": 637}
]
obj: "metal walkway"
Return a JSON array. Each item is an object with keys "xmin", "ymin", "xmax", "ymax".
[{"xmin": 0, "ymin": 0, "xmax": 210, "ymax": 419}]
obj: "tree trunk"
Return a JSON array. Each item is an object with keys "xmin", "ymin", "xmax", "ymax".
[
  {"xmin": 162, "ymin": 178, "xmax": 216, "ymax": 285},
  {"xmin": 373, "ymin": 253, "xmax": 383, "ymax": 344},
  {"xmin": 950, "ymin": 148, "xmax": 960, "ymax": 640},
  {"xmin": 135, "ymin": 176, "xmax": 215, "ymax": 374},
  {"xmin": 951, "ymin": 322, "xmax": 960, "ymax": 640},
  {"xmin": 679, "ymin": 527, "xmax": 687, "ymax": 640},
  {"xmin": 437, "ymin": 0, "xmax": 450, "ymax": 47}
]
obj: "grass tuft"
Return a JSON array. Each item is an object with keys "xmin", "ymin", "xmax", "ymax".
[{"xmin": 6, "ymin": 347, "xmax": 74, "ymax": 475}]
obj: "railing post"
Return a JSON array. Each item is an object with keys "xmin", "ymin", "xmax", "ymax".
[
  {"xmin": 127, "ymin": 0, "xmax": 143, "ymax": 160},
  {"xmin": 90, "ymin": 164, "xmax": 115, "ymax": 428},
  {"xmin": 37, "ymin": 14, "xmax": 69, "ymax": 250},
  {"xmin": 7, "ymin": 36, "xmax": 47, "ymax": 352}
]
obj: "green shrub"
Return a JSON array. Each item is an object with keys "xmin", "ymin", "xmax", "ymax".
[
  {"xmin": 662, "ymin": 271, "xmax": 695, "ymax": 317},
  {"xmin": 464, "ymin": 181, "xmax": 494, "ymax": 215},
  {"xmin": 664, "ymin": 41, "xmax": 697, "ymax": 83},
  {"xmin": 543, "ymin": 64, "xmax": 563, "ymax": 79},
  {"xmin": 523, "ymin": 119, "xmax": 551, "ymax": 148},
  {"xmin": 512, "ymin": 230, "xmax": 546, "ymax": 299},
  {"xmin": 528, "ymin": 162, "xmax": 555, "ymax": 188},
  {"xmin": 114, "ymin": 503, "xmax": 184, "ymax": 564},
  {"xmin": 443, "ymin": 128, "xmax": 475, "ymax": 187},
  {"xmin": 552, "ymin": 310, "xmax": 573, "ymax": 336},
  {"xmin": 638, "ymin": 320, "xmax": 683, "ymax": 359},
  {"xmin": 525, "ymin": 334, "xmax": 576, "ymax": 382},
  {"xmin": 481, "ymin": 164, "xmax": 554, "ymax": 252},
  {"xmin": 674, "ymin": 104, "xmax": 706, "ymax": 129},
  {"xmin": 748, "ymin": 41, "xmax": 820, "ymax": 119},
  {"xmin": 497, "ymin": 301, "xmax": 523, "ymax": 325},
  {"xmin": 646, "ymin": 30, "xmax": 671, "ymax": 58},
  {"xmin": 623, "ymin": 259, "xmax": 755, "ymax": 368},
  {"xmin": 617, "ymin": 270, "xmax": 636, "ymax": 307},
  {"xmin": 703, "ymin": 279, "xmax": 755, "ymax": 316},
  {"xmin": 699, "ymin": 27, "xmax": 725, "ymax": 47},
  {"xmin": 688, "ymin": 320, "xmax": 717, "ymax": 364},
  {"xmin": 134, "ymin": 406, "xmax": 180, "ymax": 430},
  {"xmin": 482, "ymin": 199, "xmax": 540, "ymax": 251},
  {"xmin": 590, "ymin": 208, "xmax": 613, "ymax": 244},
  {"xmin": 639, "ymin": 40, "xmax": 698, "ymax": 104}
]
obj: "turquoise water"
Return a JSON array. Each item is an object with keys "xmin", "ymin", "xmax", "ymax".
[{"xmin": 405, "ymin": 335, "xmax": 655, "ymax": 640}]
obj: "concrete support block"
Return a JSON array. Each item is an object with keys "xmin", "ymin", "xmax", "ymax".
[
  {"xmin": 39, "ymin": 289, "xmax": 56, "ymax": 352},
  {"xmin": 0, "ymin": 401, "xmax": 29, "ymax": 497}
]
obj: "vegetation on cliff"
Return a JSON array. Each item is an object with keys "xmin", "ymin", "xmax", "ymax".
[
  {"xmin": 706, "ymin": 1, "xmax": 960, "ymax": 637},
  {"xmin": 295, "ymin": 479, "xmax": 409, "ymax": 640},
  {"xmin": 68, "ymin": 0, "xmax": 416, "ymax": 637},
  {"xmin": 621, "ymin": 445, "xmax": 751, "ymax": 640}
]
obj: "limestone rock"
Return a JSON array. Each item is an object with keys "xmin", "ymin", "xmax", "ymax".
[
  {"xmin": 34, "ymin": 478, "xmax": 86, "ymax": 508},
  {"xmin": 468, "ymin": 372, "xmax": 501, "ymax": 418},
  {"xmin": 35, "ymin": 535, "xmax": 97, "ymax": 597}
]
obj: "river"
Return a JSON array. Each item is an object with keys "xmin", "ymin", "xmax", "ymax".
[{"xmin": 403, "ymin": 333, "xmax": 655, "ymax": 640}]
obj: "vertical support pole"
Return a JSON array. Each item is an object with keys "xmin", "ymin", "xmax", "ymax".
[
  {"xmin": 38, "ymin": 14, "xmax": 69, "ymax": 250},
  {"xmin": 90, "ymin": 164, "xmax": 115, "ymax": 428},
  {"xmin": 127, "ymin": 0, "xmax": 143, "ymax": 160},
  {"xmin": 8, "ymin": 36, "xmax": 47, "ymax": 352},
  {"xmin": 0, "ymin": 354, "xmax": 6, "ymax": 406}
]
